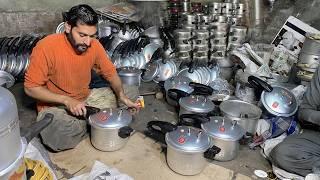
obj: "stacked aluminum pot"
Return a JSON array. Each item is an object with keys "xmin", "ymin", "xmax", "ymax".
[
  {"xmin": 180, "ymin": 13, "xmax": 197, "ymax": 31},
  {"xmin": 296, "ymin": 34, "xmax": 320, "ymax": 82},
  {"xmin": 227, "ymin": 25, "xmax": 248, "ymax": 51},
  {"xmin": 181, "ymin": 0, "xmax": 191, "ymax": 14},
  {"xmin": 174, "ymin": 29, "xmax": 193, "ymax": 66},
  {"xmin": 193, "ymin": 29, "xmax": 210, "ymax": 66},
  {"xmin": 167, "ymin": 0, "xmax": 181, "ymax": 29}
]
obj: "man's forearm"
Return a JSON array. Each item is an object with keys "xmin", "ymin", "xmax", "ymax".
[
  {"xmin": 108, "ymin": 75, "xmax": 125, "ymax": 99},
  {"xmin": 24, "ymin": 86, "xmax": 69, "ymax": 105}
]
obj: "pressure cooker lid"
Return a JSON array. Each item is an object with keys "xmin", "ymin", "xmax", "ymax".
[
  {"xmin": 165, "ymin": 126, "xmax": 211, "ymax": 152},
  {"xmin": 89, "ymin": 108, "xmax": 132, "ymax": 128},
  {"xmin": 201, "ymin": 116, "xmax": 245, "ymax": 141},
  {"xmin": 141, "ymin": 62, "xmax": 159, "ymax": 82},
  {"xmin": 179, "ymin": 95, "xmax": 215, "ymax": 113},
  {"xmin": 117, "ymin": 66, "xmax": 142, "ymax": 77},
  {"xmin": 261, "ymin": 86, "xmax": 298, "ymax": 117},
  {"xmin": 164, "ymin": 76, "xmax": 194, "ymax": 93}
]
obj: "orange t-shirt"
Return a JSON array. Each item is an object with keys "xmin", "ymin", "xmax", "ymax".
[{"xmin": 24, "ymin": 33, "xmax": 117, "ymax": 112}]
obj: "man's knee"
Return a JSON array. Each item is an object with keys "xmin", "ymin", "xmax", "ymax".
[{"xmin": 37, "ymin": 108, "xmax": 87, "ymax": 151}]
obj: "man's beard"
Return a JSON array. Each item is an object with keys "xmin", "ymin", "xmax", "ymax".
[{"xmin": 66, "ymin": 32, "xmax": 89, "ymax": 54}]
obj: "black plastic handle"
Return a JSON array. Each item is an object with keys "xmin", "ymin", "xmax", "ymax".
[
  {"xmin": 21, "ymin": 113, "xmax": 54, "ymax": 143},
  {"xmin": 189, "ymin": 82, "xmax": 213, "ymax": 96},
  {"xmin": 188, "ymin": 61, "xmax": 196, "ymax": 73},
  {"xmin": 118, "ymin": 126, "xmax": 134, "ymax": 138},
  {"xmin": 85, "ymin": 106, "xmax": 101, "ymax": 120},
  {"xmin": 179, "ymin": 114, "xmax": 210, "ymax": 128},
  {"xmin": 248, "ymin": 75, "xmax": 273, "ymax": 92},
  {"xmin": 167, "ymin": 89, "xmax": 190, "ymax": 101},
  {"xmin": 144, "ymin": 121, "xmax": 177, "ymax": 144},
  {"xmin": 204, "ymin": 145, "xmax": 221, "ymax": 160}
]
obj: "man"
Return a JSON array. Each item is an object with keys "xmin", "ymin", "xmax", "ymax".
[
  {"xmin": 24, "ymin": 4, "xmax": 139, "ymax": 151},
  {"xmin": 270, "ymin": 66, "xmax": 320, "ymax": 177}
]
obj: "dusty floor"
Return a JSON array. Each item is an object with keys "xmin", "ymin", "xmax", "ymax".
[{"xmin": 11, "ymin": 82, "xmax": 271, "ymax": 180}]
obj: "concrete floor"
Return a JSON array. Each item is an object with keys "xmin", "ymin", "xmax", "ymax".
[{"xmin": 11, "ymin": 82, "xmax": 271, "ymax": 180}]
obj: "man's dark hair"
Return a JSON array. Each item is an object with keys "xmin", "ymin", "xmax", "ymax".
[{"xmin": 63, "ymin": 4, "xmax": 98, "ymax": 27}]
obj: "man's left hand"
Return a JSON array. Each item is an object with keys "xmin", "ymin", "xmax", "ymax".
[{"xmin": 119, "ymin": 95, "xmax": 140, "ymax": 114}]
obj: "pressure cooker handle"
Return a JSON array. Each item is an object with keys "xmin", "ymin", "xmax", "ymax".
[
  {"xmin": 118, "ymin": 126, "xmax": 134, "ymax": 138},
  {"xmin": 189, "ymin": 82, "xmax": 213, "ymax": 96},
  {"xmin": 248, "ymin": 75, "xmax": 273, "ymax": 92},
  {"xmin": 21, "ymin": 113, "xmax": 54, "ymax": 143},
  {"xmin": 167, "ymin": 89, "xmax": 190, "ymax": 102},
  {"xmin": 204, "ymin": 145, "xmax": 221, "ymax": 160},
  {"xmin": 85, "ymin": 106, "xmax": 101, "ymax": 120},
  {"xmin": 144, "ymin": 121, "xmax": 177, "ymax": 144},
  {"xmin": 179, "ymin": 114, "xmax": 210, "ymax": 128}
]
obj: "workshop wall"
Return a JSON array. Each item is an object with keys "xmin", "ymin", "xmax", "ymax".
[
  {"xmin": 0, "ymin": 0, "xmax": 118, "ymax": 36},
  {"xmin": 0, "ymin": 0, "xmax": 320, "ymax": 40}
]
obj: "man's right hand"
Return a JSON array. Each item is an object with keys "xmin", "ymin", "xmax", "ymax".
[{"xmin": 63, "ymin": 97, "xmax": 87, "ymax": 116}]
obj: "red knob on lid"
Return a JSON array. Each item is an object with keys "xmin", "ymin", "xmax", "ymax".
[{"xmin": 178, "ymin": 137, "xmax": 186, "ymax": 144}]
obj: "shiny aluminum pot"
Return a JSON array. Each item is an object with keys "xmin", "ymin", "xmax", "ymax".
[
  {"xmin": 179, "ymin": 115, "xmax": 245, "ymax": 161},
  {"xmin": 181, "ymin": 14, "xmax": 197, "ymax": 25},
  {"xmin": 248, "ymin": 76, "xmax": 298, "ymax": 117},
  {"xmin": 229, "ymin": 26, "xmax": 247, "ymax": 37},
  {"xmin": 209, "ymin": 22, "xmax": 229, "ymax": 32},
  {"xmin": 210, "ymin": 37, "xmax": 227, "ymax": 45},
  {"xmin": 0, "ymin": 87, "xmax": 21, "ymax": 171},
  {"xmin": 213, "ymin": 15, "xmax": 228, "ymax": 23},
  {"xmin": 177, "ymin": 43, "xmax": 193, "ymax": 52},
  {"xmin": 166, "ymin": 126, "xmax": 213, "ymax": 175},
  {"xmin": 211, "ymin": 44, "xmax": 227, "ymax": 51},
  {"xmin": 179, "ymin": 95, "xmax": 215, "ymax": 117},
  {"xmin": 181, "ymin": 24, "xmax": 197, "ymax": 31},
  {"xmin": 221, "ymin": 3, "xmax": 233, "ymax": 14},
  {"xmin": 228, "ymin": 35, "xmax": 246, "ymax": 44},
  {"xmin": 210, "ymin": 31, "xmax": 227, "ymax": 38},
  {"xmin": 174, "ymin": 29, "xmax": 193, "ymax": 39},
  {"xmin": 193, "ymin": 44, "xmax": 209, "ymax": 51},
  {"xmin": 117, "ymin": 67, "xmax": 142, "ymax": 86},
  {"xmin": 0, "ymin": 139, "xmax": 27, "ymax": 180},
  {"xmin": 300, "ymin": 35, "xmax": 320, "ymax": 55},
  {"xmin": 198, "ymin": 25, "xmax": 211, "ymax": 30},
  {"xmin": 220, "ymin": 100, "xmax": 262, "ymax": 134},
  {"xmin": 145, "ymin": 121, "xmax": 220, "ymax": 176},
  {"xmin": 164, "ymin": 76, "xmax": 194, "ymax": 106},
  {"xmin": 199, "ymin": 15, "xmax": 213, "ymax": 25},
  {"xmin": 194, "ymin": 30, "xmax": 210, "ymax": 39},
  {"xmin": 228, "ymin": 16, "xmax": 243, "ymax": 26},
  {"xmin": 89, "ymin": 108, "xmax": 134, "ymax": 151},
  {"xmin": 234, "ymin": 3, "xmax": 245, "ymax": 15},
  {"xmin": 209, "ymin": 2, "xmax": 222, "ymax": 14},
  {"xmin": 298, "ymin": 52, "xmax": 320, "ymax": 67}
]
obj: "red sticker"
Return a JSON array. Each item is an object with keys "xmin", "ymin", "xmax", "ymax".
[
  {"xmin": 219, "ymin": 127, "xmax": 225, "ymax": 132},
  {"xmin": 97, "ymin": 113, "xmax": 108, "ymax": 121},
  {"xmin": 178, "ymin": 137, "xmax": 186, "ymax": 144},
  {"xmin": 272, "ymin": 102, "xmax": 279, "ymax": 108}
]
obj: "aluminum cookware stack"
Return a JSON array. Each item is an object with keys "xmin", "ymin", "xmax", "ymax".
[
  {"xmin": 193, "ymin": 29, "xmax": 210, "ymax": 66},
  {"xmin": 0, "ymin": 35, "xmax": 44, "ymax": 80},
  {"xmin": 227, "ymin": 25, "xmax": 248, "ymax": 51},
  {"xmin": 180, "ymin": 13, "xmax": 197, "ymax": 31},
  {"xmin": 167, "ymin": 0, "xmax": 182, "ymax": 29},
  {"xmin": 174, "ymin": 29, "xmax": 193, "ymax": 66},
  {"xmin": 191, "ymin": 2, "xmax": 202, "ymax": 13},
  {"xmin": 296, "ymin": 34, "xmax": 320, "ymax": 82},
  {"xmin": 141, "ymin": 59, "xmax": 177, "ymax": 83},
  {"xmin": 181, "ymin": 0, "xmax": 191, "ymax": 14}
]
